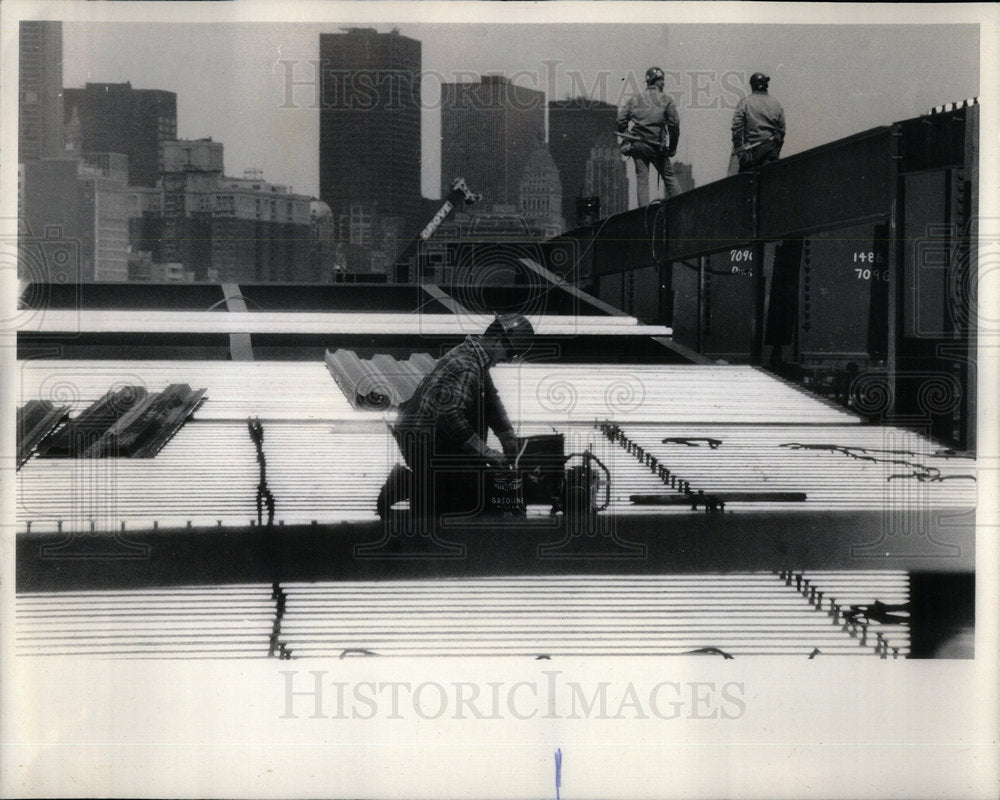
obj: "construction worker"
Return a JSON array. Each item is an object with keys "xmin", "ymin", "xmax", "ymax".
[
  {"xmin": 617, "ymin": 66, "xmax": 683, "ymax": 206},
  {"xmin": 379, "ymin": 313, "xmax": 534, "ymax": 519},
  {"xmin": 731, "ymin": 72, "xmax": 785, "ymax": 173}
]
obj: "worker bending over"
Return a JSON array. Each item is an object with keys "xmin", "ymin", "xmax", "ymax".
[
  {"xmin": 617, "ymin": 66, "xmax": 683, "ymax": 206},
  {"xmin": 384, "ymin": 313, "xmax": 534, "ymax": 519},
  {"xmin": 731, "ymin": 72, "xmax": 785, "ymax": 173}
]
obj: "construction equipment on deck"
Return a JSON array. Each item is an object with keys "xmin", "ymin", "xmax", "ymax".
[
  {"xmin": 378, "ymin": 433, "xmax": 612, "ymax": 524},
  {"xmin": 394, "ymin": 177, "xmax": 483, "ymax": 282}
]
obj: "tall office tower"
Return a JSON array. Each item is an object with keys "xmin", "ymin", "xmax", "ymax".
[
  {"xmin": 18, "ymin": 21, "xmax": 64, "ymax": 162},
  {"xmin": 441, "ymin": 75, "xmax": 545, "ymax": 209},
  {"xmin": 583, "ymin": 133, "xmax": 629, "ymax": 222},
  {"xmin": 548, "ymin": 97, "xmax": 619, "ymax": 228},
  {"xmin": 318, "ymin": 28, "xmax": 422, "ymax": 242},
  {"xmin": 63, "ymin": 82, "xmax": 177, "ymax": 187}
]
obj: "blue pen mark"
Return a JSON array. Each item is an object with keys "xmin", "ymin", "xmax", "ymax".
[{"xmin": 555, "ymin": 748, "xmax": 563, "ymax": 800}]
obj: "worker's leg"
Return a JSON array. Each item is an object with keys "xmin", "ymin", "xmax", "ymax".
[
  {"xmin": 376, "ymin": 462, "xmax": 411, "ymax": 519},
  {"xmin": 658, "ymin": 157, "xmax": 684, "ymax": 198},
  {"xmin": 432, "ymin": 465, "xmax": 484, "ymax": 518},
  {"xmin": 392, "ymin": 428, "xmax": 432, "ymax": 519},
  {"xmin": 758, "ymin": 142, "xmax": 781, "ymax": 166},
  {"xmin": 633, "ymin": 156, "xmax": 651, "ymax": 207}
]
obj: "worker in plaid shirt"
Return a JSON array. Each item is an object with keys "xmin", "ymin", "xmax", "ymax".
[{"xmin": 382, "ymin": 314, "xmax": 534, "ymax": 519}]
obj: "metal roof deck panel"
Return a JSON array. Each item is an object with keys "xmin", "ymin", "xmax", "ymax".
[
  {"xmin": 255, "ymin": 422, "xmax": 667, "ymax": 522},
  {"xmin": 20, "ymin": 361, "xmax": 859, "ymax": 425},
  {"xmin": 274, "ymin": 572, "xmax": 909, "ymax": 659},
  {"xmin": 22, "ymin": 310, "xmax": 669, "ymax": 336},
  {"xmin": 15, "ymin": 357, "xmax": 974, "ymax": 533},
  {"xmin": 325, "ymin": 349, "xmax": 434, "ymax": 410},
  {"xmin": 19, "ymin": 360, "xmax": 362, "ymax": 421},
  {"xmin": 492, "ymin": 364, "xmax": 859, "ymax": 424},
  {"xmin": 16, "ymin": 573, "xmax": 908, "ymax": 659},
  {"xmin": 17, "ymin": 418, "xmax": 973, "ymax": 536},
  {"xmin": 325, "ymin": 349, "xmax": 402, "ymax": 409},
  {"xmin": 16, "ymin": 400, "xmax": 70, "ymax": 468},
  {"xmin": 13, "ymin": 418, "xmax": 662, "ymax": 533},
  {"xmin": 255, "ymin": 424, "xmax": 401, "ymax": 523},
  {"xmin": 17, "ymin": 421, "xmax": 261, "ymax": 533},
  {"xmin": 617, "ymin": 424, "xmax": 977, "ymax": 510}
]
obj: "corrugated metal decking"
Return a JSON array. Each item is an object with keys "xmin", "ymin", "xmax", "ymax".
[
  {"xmin": 15, "ymin": 572, "xmax": 910, "ymax": 659},
  {"xmin": 17, "ymin": 361, "xmax": 975, "ymax": 532},
  {"xmin": 19, "ymin": 360, "xmax": 859, "ymax": 424}
]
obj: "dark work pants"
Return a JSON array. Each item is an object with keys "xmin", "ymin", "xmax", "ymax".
[
  {"xmin": 738, "ymin": 140, "xmax": 781, "ymax": 173},
  {"xmin": 393, "ymin": 427, "xmax": 488, "ymax": 518}
]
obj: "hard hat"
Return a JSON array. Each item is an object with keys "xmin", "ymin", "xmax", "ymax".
[
  {"xmin": 487, "ymin": 313, "xmax": 535, "ymax": 357},
  {"xmin": 750, "ymin": 72, "xmax": 770, "ymax": 90},
  {"xmin": 645, "ymin": 66, "xmax": 665, "ymax": 85}
]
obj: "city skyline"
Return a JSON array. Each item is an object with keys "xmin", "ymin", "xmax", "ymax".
[{"xmin": 62, "ymin": 22, "xmax": 979, "ymax": 200}]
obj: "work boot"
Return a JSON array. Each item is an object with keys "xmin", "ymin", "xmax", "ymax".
[{"xmin": 376, "ymin": 463, "xmax": 412, "ymax": 519}]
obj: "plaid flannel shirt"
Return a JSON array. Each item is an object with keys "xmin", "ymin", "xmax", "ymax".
[{"xmin": 395, "ymin": 336, "xmax": 517, "ymax": 461}]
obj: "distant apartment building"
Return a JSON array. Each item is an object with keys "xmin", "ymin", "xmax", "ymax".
[
  {"xmin": 318, "ymin": 28, "xmax": 422, "ymax": 250},
  {"xmin": 20, "ymin": 152, "xmax": 130, "ymax": 282},
  {"xmin": 125, "ymin": 139, "xmax": 314, "ymax": 282},
  {"xmin": 583, "ymin": 133, "xmax": 629, "ymax": 221},
  {"xmin": 158, "ymin": 139, "xmax": 224, "ymax": 277},
  {"xmin": 19, "ymin": 21, "xmax": 64, "ymax": 163},
  {"xmin": 548, "ymin": 97, "xmax": 619, "ymax": 228},
  {"xmin": 441, "ymin": 75, "xmax": 545, "ymax": 209},
  {"xmin": 334, "ymin": 202, "xmax": 407, "ymax": 275},
  {"xmin": 212, "ymin": 172, "xmax": 314, "ymax": 283},
  {"xmin": 127, "ymin": 186, "xmax": 166, "ymax": 275},
  {"xmin": 128, "ymin": 250, "xmax": 192, "ymax": 283},
  {"xmin": 63, "ymin": 82, "xmax": 177, "ymax": 187}
]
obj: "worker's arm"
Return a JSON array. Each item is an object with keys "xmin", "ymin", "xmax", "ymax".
[
  {"xmin": 731, "ymin": 99, "xmax": 746, "ymax": 149},
  {"xmin": 616, "ymin": 96, "xmax": 633, "ymax": 133},
  {"xmin": 435, "ymin": 364, "xmax": 506, "ymax": 464},
  {"xmin": 775, "ymin": 106, "xmax": 786, "ymax": 150},
  {"xmin": 484, "ymin": 372, "xmax": 518, "ymax": 458},
  {"xmin": 664, "ymin": 98, "xmax": 680, "ymax": 157}
]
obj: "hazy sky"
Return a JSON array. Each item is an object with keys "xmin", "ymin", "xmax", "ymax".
[{"xmin": 62, "ymin": 22, "xmax": 979, "ymax": 199}]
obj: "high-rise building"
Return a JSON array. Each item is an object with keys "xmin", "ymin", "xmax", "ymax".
[
  {"xmin": 21, "ymin": 153, "xmax": 130, "ymax": 282},
  {"xmin": 18, "ymin": 21, "xmax": 64, "ymax": 163},
  {"xmin": 212, "ymin": 173, "xmax": 314, "ymax": 283},
  {"xmin": 154, "ymin": 139, "xmax": 314, "ymax": 282},
  {"xmin": 63, "ymin": 82, "xmax": 177, "ymax": 187},
  {"xmin": 583, "ymin": 133, "xmax": 629, "ymax": 222},
  {"xmin": 519, "ymin": 142, "xmax": 565, "ymax": 237},
  {"xmin": 548, "ymin": 97, "xmax": 619, "ymax": 229},
  {"xmin": 158, "ymin": 139, "xmax": 223, "ymax": 277},
  {"xmin": 441, "ymin": 75, "xmax": 545, "ymax": 209},
  {"xmin": 318, "ymin": 28, "xmax": 422, "ymax": 241}
]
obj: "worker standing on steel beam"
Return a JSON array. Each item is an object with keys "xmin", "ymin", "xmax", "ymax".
[
  {"xmin": 730, "ymin": 72, "xmax": 785, "ymax": 174},
  {"xmin": 617, "ymin": 66, "xmax": 683, "ymax": 207},
  {"xmin": 379, "ymin": 314, "xmax": 534, "ymax": 520}
]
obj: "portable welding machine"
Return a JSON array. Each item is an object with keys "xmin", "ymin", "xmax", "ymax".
[{"xmin": 486, "ymin": 434, "xmax": 611, "ymax": 519}]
